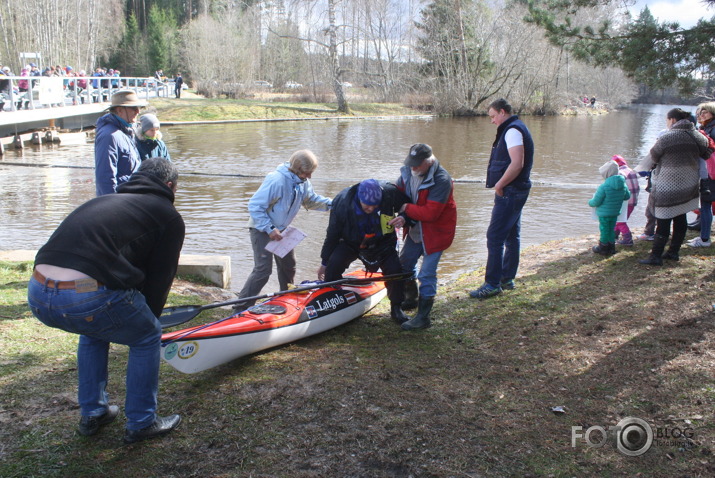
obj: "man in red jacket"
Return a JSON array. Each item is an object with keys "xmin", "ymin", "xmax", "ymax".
[{"xmin": 389, "ymin": 143, "xmax": 457, "ymax": 330}]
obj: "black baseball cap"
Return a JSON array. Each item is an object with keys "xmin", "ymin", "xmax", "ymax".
[{"xmin": 405, "ymin": 143, "xmax": 433, "ymax": 167}]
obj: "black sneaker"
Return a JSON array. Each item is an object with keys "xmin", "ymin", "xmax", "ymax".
[
  {"xmin": 500, "ymin": 279, "xmax": 515, "ymax": 290},
  {"xmin": 123, "ymin": 414, "xmax": 181, "ymax": 444},
  {"xmin": 469, "ymin": 284, "xmax": 502, "ymax": 299},
  {"xmin": 78, "ymin": 405, "xmax": 120, "ymax": 436}
]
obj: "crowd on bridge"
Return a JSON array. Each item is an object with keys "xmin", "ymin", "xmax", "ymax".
[{"xmin": 0, "ymin": 63, "xmax": 185, "ymax": 110}]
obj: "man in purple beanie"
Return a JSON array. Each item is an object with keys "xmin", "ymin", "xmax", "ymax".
[{"xmin": 318, "ymin": 179, "xmax": 411, "ymax": 325}]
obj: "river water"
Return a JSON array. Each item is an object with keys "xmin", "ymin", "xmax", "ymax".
[{"xmin": 0, "ymin": 104, "xmax": 689, "ymax": 292}]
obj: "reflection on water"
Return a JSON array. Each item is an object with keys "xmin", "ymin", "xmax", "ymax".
[{"xmin": 0, "ymin": 104, "xmax": 692, "ymax": 292}]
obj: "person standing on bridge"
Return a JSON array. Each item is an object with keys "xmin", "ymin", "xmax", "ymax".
[
  {"xmin": 0, "ymin": 67, "xmax": 11, "ymax": 110},
  {"xmin": 174, "ymin": 73, "xmax": 183, "ymax": 99},
  {"xmin": 94, "ymin": 90, "xmax": 145, "ymax": 196}
]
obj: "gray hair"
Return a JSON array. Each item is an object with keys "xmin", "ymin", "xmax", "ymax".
[
  {"xmin": 288, "ymin": 149, "xmax": 319, "ymax": 175},
  {"xmin": 137, "ymin": 157, "xmax": 178, "ymax": 185},
  {"xmin": 698, "ymin": 101, "xmax": 715, "ymax": 117}
]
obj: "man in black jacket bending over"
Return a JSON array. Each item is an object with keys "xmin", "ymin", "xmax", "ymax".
[
  {"xmin": 27, "ymin": 157, "xmax": 185, "ymax": 445},
  {"xmin": 317, "ymin": 179, "xmax": 411, "ymax": 325}
]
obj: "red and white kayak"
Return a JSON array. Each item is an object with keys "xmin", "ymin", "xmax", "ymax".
[{"xmin": 161, "ymin": 270, "xmax": 388, "ymax": 374}]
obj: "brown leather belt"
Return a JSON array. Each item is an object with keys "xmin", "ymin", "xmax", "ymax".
[{"xmin": 33, "ymin": 269, "xmax": 103, "ymax": 292}]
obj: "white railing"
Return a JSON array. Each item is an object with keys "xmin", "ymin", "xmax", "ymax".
[{"xmin": 0, "ymin": 76, "xmax": 171, "ymax": 112}]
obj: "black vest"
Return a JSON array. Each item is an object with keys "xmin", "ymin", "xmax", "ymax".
[{"xmin": 486, "ymin": 115, "xmax": 534, "ymax": 190}]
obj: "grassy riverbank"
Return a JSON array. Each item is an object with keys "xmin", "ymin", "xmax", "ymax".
[
  {"xmin": 146, "ymin": 92, "xmax": 608, "ymax": 122},
  {"xmin": 1, "ymin": 235, "xmax": 714, "ymax": 477},
  {"xmin": 148, "ymin": 95, "xmax": 423, "ymax": 122}
]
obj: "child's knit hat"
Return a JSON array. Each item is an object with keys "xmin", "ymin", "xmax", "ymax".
[
  {"xmin": 140, "ymin": 114, "xmax": 160, "ymax": 134},
  {"xmin": 611, "ymin": 155, "xmax": 627, "ymax": 167},
  {"xmin": 599, "ymin": 160, "xmax": 619, "ymax": 179}
]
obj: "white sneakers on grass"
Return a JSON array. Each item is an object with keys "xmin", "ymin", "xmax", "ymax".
[{"xmin": 687, "ymin": 237, "xmax": 711, "ymax": 247}]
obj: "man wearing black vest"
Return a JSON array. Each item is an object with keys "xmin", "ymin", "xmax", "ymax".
[{"xmin": 470, "ymin": 98, "xmax": 534, "ymax": 299}]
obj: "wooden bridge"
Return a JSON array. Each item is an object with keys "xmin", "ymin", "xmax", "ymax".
[{"xmin": 0, "ymin": 75, "xmax": 171, "ymax": 147}]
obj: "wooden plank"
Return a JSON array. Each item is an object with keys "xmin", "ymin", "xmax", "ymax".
[{"xmin": 0, "ymin": 103, "xmax": 108, "ymax": 128}]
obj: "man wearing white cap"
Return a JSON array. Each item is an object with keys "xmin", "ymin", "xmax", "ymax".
[{"xmin": 95, "ymin": 90, "xmax": 146, "ymax": 196}]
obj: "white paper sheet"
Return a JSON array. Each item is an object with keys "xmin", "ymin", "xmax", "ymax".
[{"xmin": 265, "ymin": 226, "xmax": 307, "ymax": 258}]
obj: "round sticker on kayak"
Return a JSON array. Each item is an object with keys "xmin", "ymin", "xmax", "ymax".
[
  {"xmin": 178, "ymin": 341, "xmax": 199, "ymax": 359},
  {"xmin": 164, "ymin": 343, "xmax": 178, "ymax": 360}
]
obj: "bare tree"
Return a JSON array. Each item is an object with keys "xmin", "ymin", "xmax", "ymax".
[
  {"xmin": 415, "ymin": 0, "xmax": 636, "ymax": 114},
  {"xmin": 181, "ymin": 9, "xmax": 261, "ymax": 97},
  {"xmin": 359, "ymin": 0, "xmax": 418, "ymax": 100},
  {"xmin": 0, "ymin": 0, "xmax": 122, "ymax": 71},
  {"xmin": 269, "ymin": 0, "xmax": 350, "ymax": 112}
]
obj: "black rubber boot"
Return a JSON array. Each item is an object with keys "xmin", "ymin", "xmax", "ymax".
[
  {"xmin": 639, "ymin": 253, "xmax": 663, "ymax": 265},
  {"xmin": 639, "ymin": 234, "xmax": 667, "ymax": 266},
  {"xmin": 662, "ymin": 234, "xmax": 684, "ymax": 261},
  {"xmin": 401, "ymin": 279, "xmax": 418, "ymax": 311},
  {"xmin": 608, "ymin": 242, "xmax": 617, "ymax": 255},
  {"xmin": 662, "ymin": 250, "xmax": 679, "ymax": 261},
  {"xmin": 231, "ymin": 300, "xmax": 252, "ymax": 311},
  {"xmin": 401, "ymin": 297, "xmax": 434, "ymax": 331},
  {"xmin": 592, "ymin": 241, "xmax": 612, "ymax": 255},
  {"xmin": 390, "ymin": 303, "xmax": 410, "ymax": 324}
]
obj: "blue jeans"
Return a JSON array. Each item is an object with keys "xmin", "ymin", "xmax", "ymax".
[
  {"xmin": 399, "ymin": 235, "xmax": 443, "ymax": 299},
  {"xmin": 27, "ymin": 277, "xmax": 161, "ymax": 430},
  {"xmin": 701, "ymin": 197, "xmax": 713, "ymax": 242},
  {"xmin": 485, "ymin": 187, "xmax": 530, "ymax": 288}
]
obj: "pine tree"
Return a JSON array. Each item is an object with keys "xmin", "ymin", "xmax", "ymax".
[
  {"xmin": 522, "ymin": 0, "xmax": 715, "ymax": 94},
  {"xmin": 148, "ymin": 6, "xmax": 178, "ymax": 74}
]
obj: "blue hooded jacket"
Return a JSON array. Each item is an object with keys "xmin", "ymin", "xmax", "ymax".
[
  {"xmin": 247, "ymin": 162, "xmax": 332, "ymax": 233},
  {"xmin": 94, "ymin": 113, "xmax": 141, "ymax": 196}
]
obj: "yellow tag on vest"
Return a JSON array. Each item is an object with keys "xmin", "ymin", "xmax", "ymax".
[{"xmin": 380, "ymin": 214, "xmax": 395, "ymax": 235}]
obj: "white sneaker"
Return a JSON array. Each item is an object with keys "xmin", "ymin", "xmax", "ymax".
[{"xmin": 687, "ymin": 237, "xmax": 711, "ymax": 247}]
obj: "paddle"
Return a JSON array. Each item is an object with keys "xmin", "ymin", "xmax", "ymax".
[{"xmin": 159, "ymin": 271, "xmax": 413, "ymax": 329}]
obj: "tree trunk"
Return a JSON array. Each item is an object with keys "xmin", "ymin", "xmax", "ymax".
[{"xmin": 328, "ymin": 0, "xmax": 349, "ymax": 113}]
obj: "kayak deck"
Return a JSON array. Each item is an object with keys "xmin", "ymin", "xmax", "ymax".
[{"xmin": 160, "ymin": 271, "xmax": 388, "ymax": 373}]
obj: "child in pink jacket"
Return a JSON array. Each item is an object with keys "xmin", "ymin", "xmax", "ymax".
[{"xmin": 612, "ymin": 155, "xmax": 640, "ymax": 246}]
